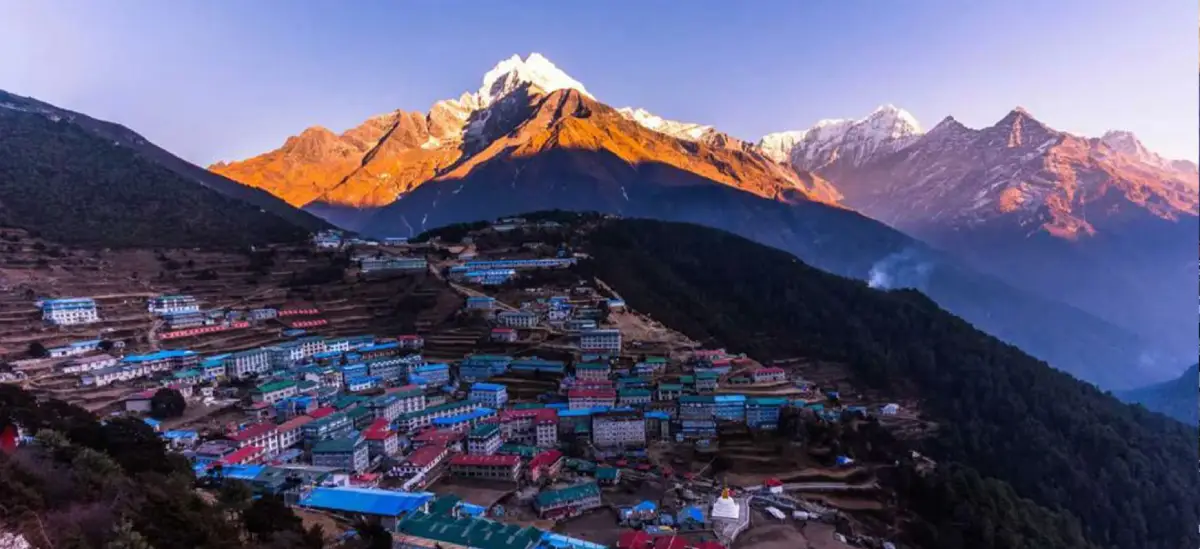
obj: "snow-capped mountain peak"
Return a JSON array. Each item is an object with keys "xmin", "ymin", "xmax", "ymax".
[
  {"xmin": 477, "ymin": 53, "xmax": 591, "ymax": 107},
  {"xmin": 616, "ymin": 107, "xmax": 714, "ymax": 141},
  {"xmin": 759, "ymin": 104, "xmax": 925, "ymax": 169}
]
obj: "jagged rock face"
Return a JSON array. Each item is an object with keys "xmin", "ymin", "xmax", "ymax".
[{"xmin": 210, "ymin": 53, "xmax": 840, "ymax": 228}]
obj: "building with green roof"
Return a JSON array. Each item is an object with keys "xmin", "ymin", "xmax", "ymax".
[
  {"xmin": 656, "ymin": 383, "xmax": 683, "ymax": 401},
  {"xmin": 311, "ymin": 436, "xmax": 368, "ymax": 473},
  {"xmin": 396, "ymin": 511, "xmax": 543, "ymax": 549},
  {"xmin": 534, "ymin": 482, "xmax": 602, "ymax": 518},
  {"xmin": 252, "ymin": 380, "xmax": 298, "ymax": 405}
]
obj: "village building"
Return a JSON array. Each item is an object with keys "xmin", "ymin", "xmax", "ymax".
[
  {"xmin": 252, "ymin": 380, "xmax": 299, "ymax": 405},
  {"xmin": 302, "ymin": 412, "xmax": 354, "ymax": 446},
  {"xmin": 527, "ymin": 449, "xmax": 565, "ymax": 483},
  {"xmin": 568, "ymin": 388, "xmax": 616, "ymax": 410},
  {"xmin": 592, "ymin": 411, "xmax": 647, "ymax": 448},
  {"xmin": 396, "ymin": 334, "xmax": 424, "ymax": 349},
  {"xmin": 47, "ymin": 339, "xmax": 102, "ymax": 358},
  {"xmin": 459, "ymin": 268, "xmax": 516, "ymax": 285},
  {"xmin": 460, "ymin": 354, "xmax": 512, "ymax": 380},
  {"xmin": 535, "ymin": 482, "xmax": 602, "ymax": 519},
  {"xmin": 121, "ymin": 349, "xmax": 198, "ymax": 373},
  {"xmin": 469, "ymin": 382, "xmax": 509, "ymax": 408},
  {"xmin": 575, "ymin": 361, "xmax": 611, "ymax": 382},
  {"xmin": 430, "ymin": 407, "xmax": 497, "ymax": 434},
  {"xmin": 467, "ymin": 423, "xmax": 503, "ymax": 455},
  {"xmin": 564, "ymin": 319, "xmax": 597, "ymax": 332},
  {"xmin": 510, "ymin": 357, "xmax": 566, "ymax": 376},
  {"xmin": 60, "ymin": 353, "xmax": 117, "ymax": 374},
  {"xmin": 618, "ymin": 388, "xmax": 653, "ymax": 407},
  {"xmin": 449, "ymin": 454, "xmax": 521, "ymax": 482},
  {"xmin": 752, "ymin": 367, "xmax": 787, "ymax": 384},
  {"xmin": 311, "ymin": 436, "xmax": 370, "ymax": 473},
  {"xmin": 276, "ymin": 415, "xmax": 313, "ymax": 450},
  {"xmin": 363, "ymin": 419, "xmax": 400, "ymax": 459},
  {"xmin": 122, "ymin": 390, "xmax": 155, "ymax": 413},
  {"xmin": 713, "ymin": 394, "xmax": 746, "ymax": 422},
  {"xmin": 40, "ymin": 298, "xmax": 100, "ymax": 325},
  {"xmin": 465, "ymin": 296, "xmax": 496, "ymax": 311},
  {"xmin": 360, "ymin": 256, "xmax": 427, "ymax": 273},
  {"xmin": 491, "ymin": 327, "xmax": 519, "ymax": 343},
  {"xmin": 695, "ymin": 371, "xmax": 720, "ymax": 392},
  {"xmin": 300, "ymin": 487, "xmax": 432, "ymax": 531},
  {"xmin": 461, "ymin": 258, "xmax": 576, "ymax": 270},
  {"xmin": 745, "ymin": 397, "xmax": 786, "ymax": 429},
  {"xmin": 396, "ymin": 443, "xmax": 450, "ymax": 477},
  {"xmin": 395, "ymin": 401, "xmax": 477, "ymax": 432},
  {"xmin": 579, "ymin": 329, "xmax": 622, "ymax": 353},
  {"xmin": 412, "ymin": 362, "xmax": 450, "ymax": 385},
  {"xmin": 497, "ymin": 310, "xmax": 539, "ymax": 329},
  {"xmin": 226, "ymin": 348, "xmax": 272, "ymax": 379},
  {"xmin": 227, "ymin": 422, "xmax": 280, "ymax": 456}
]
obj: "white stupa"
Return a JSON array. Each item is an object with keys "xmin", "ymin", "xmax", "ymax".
[{"xmin": 711, "ymin": 488, "xmax": 740, "ymax": 520}]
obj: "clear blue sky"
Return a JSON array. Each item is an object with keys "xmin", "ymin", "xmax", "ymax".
[{"xmin": 3, "ymin": 1, "xmax": 1195, "ymax": 165}]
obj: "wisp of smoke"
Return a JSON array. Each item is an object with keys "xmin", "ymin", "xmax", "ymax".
[{"xmin": 867, "ymin": 248, "xmax": 935, "ymax": 290}]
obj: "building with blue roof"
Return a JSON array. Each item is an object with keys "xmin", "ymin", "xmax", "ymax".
[
  {"xmin": 510, "ymin": 357, "xmax": 565, "ymax": 375},
  {"xmin": 346, "ymin": 375, "xmax": 381, "ymax": 392},
  {"xmin": 120, "ymin": 349, "xmax": 199, "ymax": 373},
  {"xmin": 461, "ymin": 258, "xmax": 576, "ymax": 270},
  {"xmin": 431, "ymin": 407, "xmax": 497, "ymax": 433},
  {"xmin": 40, "ymin": 297, "xmax": 99, "ymax": 325},
  {"xmin": 466, "ymin": 296, "xmax": 496, "ymax": 311},
  {"xmin": 299, "ymin": 487, "xmax": 434, "ymax": 529},
  {"xmin": 746, "ymin": 397, "xmax": 787, "ymax": 429},
  {"xmin": 469, "ymin": 382, "xmax": 509, "ymax": 408},
  {"xmin": 461, "ymin": 354, "xmax": 512, "ymax": 380},
  {"xmin": 413, "ymin": 363, "xmax": 449, "ymax": 385},
  {"xmin": 713, "ymin": 394, "xmax": 746, "ymax": 422}
]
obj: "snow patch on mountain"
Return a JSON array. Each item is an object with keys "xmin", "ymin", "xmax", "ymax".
[
  {"xmin": 616, "ymin": 107, "xmax": 714, "ymax": 142},
  {"xmin": 758, "ymin": 105, "xmax": 924, "ymax": 170},
  {"xmin": 758, "ymin": 130, "xmax": 807, "ymax": 163}
]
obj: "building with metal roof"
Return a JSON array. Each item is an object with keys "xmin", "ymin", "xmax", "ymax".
[{"xmin": 300, "ymin": 487, "xmax": 433, "ymax": 529}]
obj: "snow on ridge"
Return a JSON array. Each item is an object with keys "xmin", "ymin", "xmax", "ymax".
[
  {"xmin": 616, "ymin": 107, "xmax": 714, "ymax": 142},
  {"xmin": 758, "ymin": 104, "xmax": 925, "ymax": 168}
]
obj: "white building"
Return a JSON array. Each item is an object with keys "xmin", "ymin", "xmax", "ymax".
[
  {"xmin": 252, "ymin": 380, "xmax": 299, "ymax": 405},
  {"xmin": 579, "ymin": 329, "xmax": 621, "ymax": 353},
  {"xmin": 227, "ymin": 423, "xmax": 280, "ymax": 457},
  {"xmin": 469, "ymin": 383, "xmax": 508, "ymax": 408},
  {"xmin": 496, "ymin": 310, "xmax": 538, "ymax": 329},
  {"xmin": 591, "ymin": 411, "xmax": 646, "ymax": 448},
  {"xmin": 147, "ymin": 295, "xmax": 200, "ymax": 316},
  {"xmin": 60, "ymin": 353, "xmax": 117, "ymax": 374},
  {"xmin": 40, "ymin": 298, "xmax": 99, "ymax": 325},
  {"xmin": 227, "ymin": 348, "xmax": 272, "ymax": 379},
  {"xmin": 467, "ymin": 424, "xmax": 503, "ymax": 456},
  {"xmin": 276, "ymin": 416, "xmax": 313, "ymax": 450}
]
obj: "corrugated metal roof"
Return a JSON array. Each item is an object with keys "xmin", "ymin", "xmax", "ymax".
[{"xmin": 300, "ymin": 487, "xmax": 433, "ymax": 516}]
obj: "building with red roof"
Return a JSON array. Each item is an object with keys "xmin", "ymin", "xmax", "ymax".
[
  {"xmin": 396, "ymin": 334, "xmax": 424, "ymax": 349},
  {"xmin": 363, "ymin": 417, "xmax": 399, "ymax": 458},
  {"xmin": 752, "ymin": 367, "xmax": 786, "ymax": 383},
  {"xmin": 527, "ymin": 449, "xmax": 564, "ymax": 482},
  {"xmin": 276, "ymin": 414, "xmax": 314, "ymax": 450},
  {"xmin": 411, "ymin": 428, "xmax": 465, "ymax": 450},
  {"xmin": 568, "ymin": 388, "xmax": 616, "ymax": 410},
  {"xmin": 219, "ymin": 445, "xmax": 265, "ymax": 466},
  {"xmin": 227, "ymin": 422, "xmax": 279, "ymax": 455},
  {"xmin": 490, "ymin": 327, "xmax": 518, "ymax": 343},
  {"xmin": 449, "ymin": 454, "xmax": 521, "ymax": 482},
  {"xmin": 309, "ymin": 406, "xmax": 336, "ymax": 419},
  {"xmin": 395, "ymin": 444, "xmax": 449, "ymax": 477}
]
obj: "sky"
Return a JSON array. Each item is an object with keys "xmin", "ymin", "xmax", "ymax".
[{"xmin": 2, "ymin": 1, "xmax": 1196, "ymax": 165}]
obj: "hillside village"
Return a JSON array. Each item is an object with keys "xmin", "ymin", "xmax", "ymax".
[{"xmin": 0, "ymin": 215, "xmax": 932, "ymax": 549}]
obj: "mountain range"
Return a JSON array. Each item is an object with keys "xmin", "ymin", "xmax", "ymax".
[
  {"xmin": 207, "ymin": 53, "xmax": 1195, "ymax": 387},
  {"xmin": 759, "ymin": 103, "xmax": 1199, "ymax": 358}
]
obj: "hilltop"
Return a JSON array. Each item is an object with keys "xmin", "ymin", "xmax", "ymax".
[{"xmin": 0, "ymin": 90, "xmax": 325, "ymax": 249}]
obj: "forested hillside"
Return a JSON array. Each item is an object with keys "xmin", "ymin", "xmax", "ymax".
[
  {"xmin": 0, "ymin": 107, "xmax": 310, "ymax": 249},
  {"xmin": 577, "ymin": 217, "xmax": 1198, "ymax": 549},
  {"xmin": 0, "ymin": 385, "xmax": 327, "ymax": 548}
]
